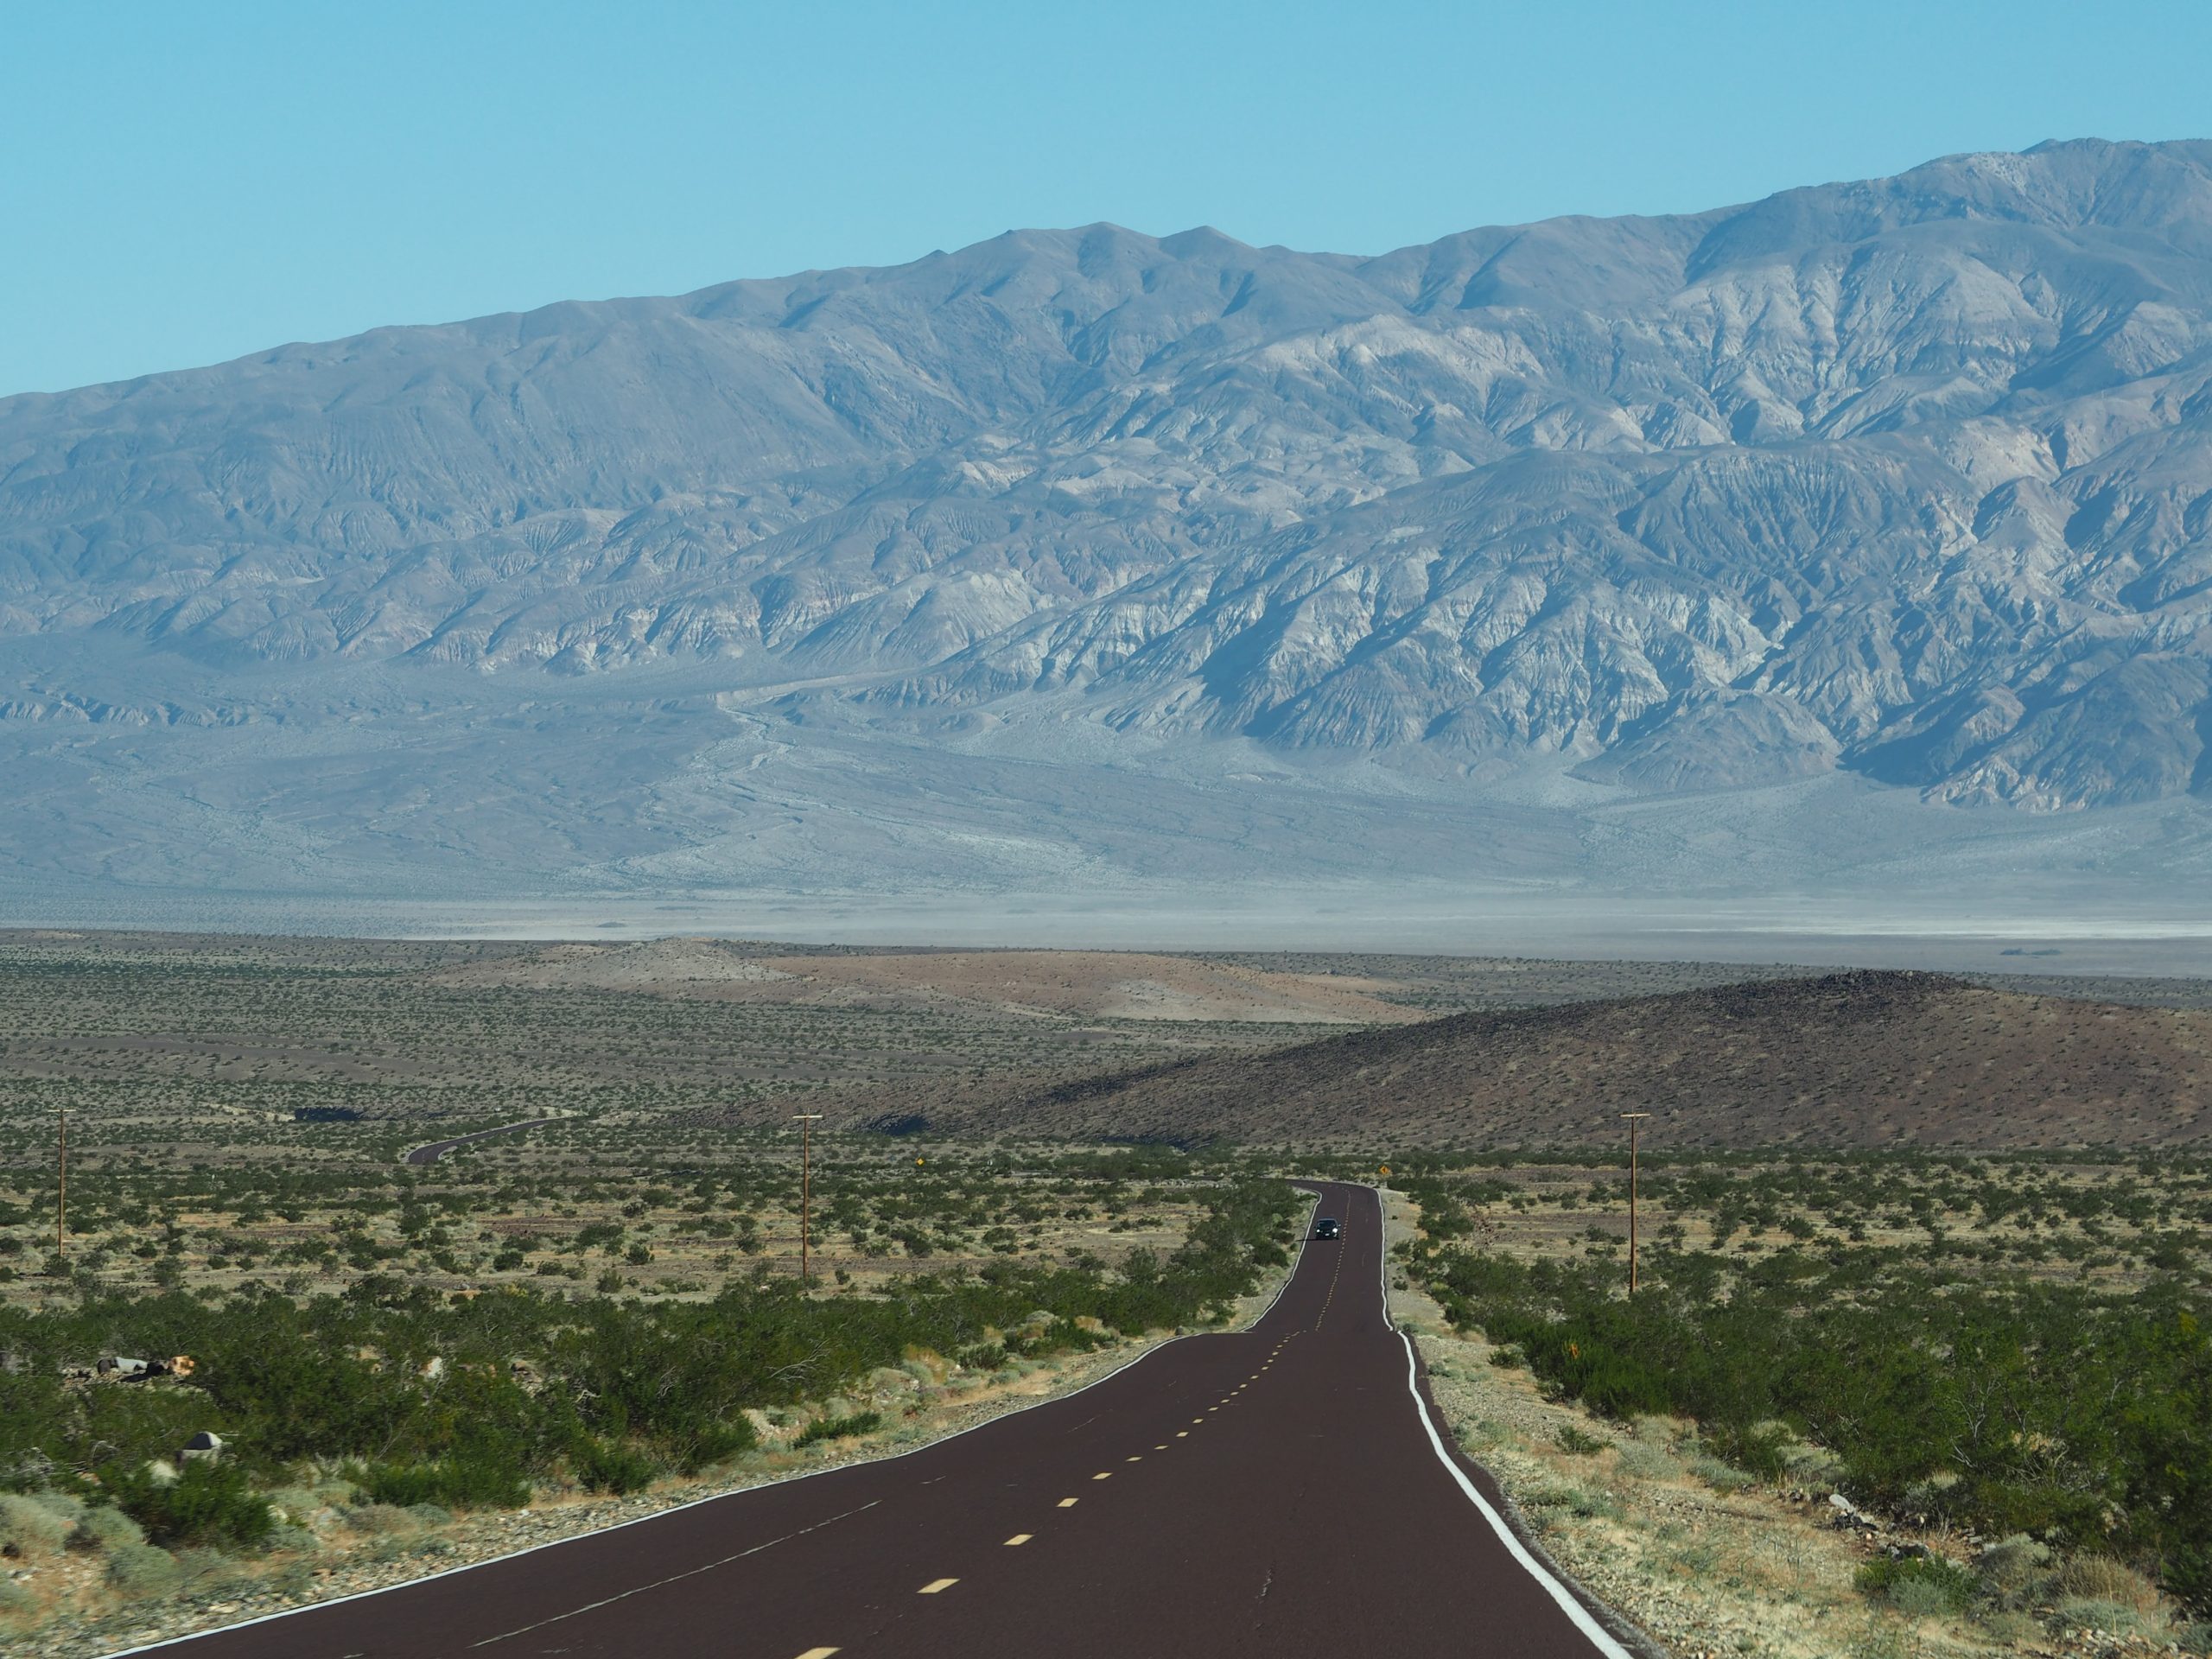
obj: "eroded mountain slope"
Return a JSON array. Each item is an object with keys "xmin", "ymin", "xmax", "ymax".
[{"xmin": 8, "ymin": 140, "xmax": 2212, "ymax": 897}]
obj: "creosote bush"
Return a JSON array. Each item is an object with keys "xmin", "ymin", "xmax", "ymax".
[
  {"xmin": 794, "ymin": 1411, "xmax": 881, "ymax": 1447},
  {"xmin": 111, "ymin": 1460, "xmax": 275, "ymax": 1550}
]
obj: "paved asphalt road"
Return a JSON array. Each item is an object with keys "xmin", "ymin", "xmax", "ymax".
[
  {"xmin": 402, "ymin": 1119, "xmax": 556, "ymax": 1166},
  {"xmin": 131, "ymin": 1182, "xmax": 1634, "ymax": 1659}
]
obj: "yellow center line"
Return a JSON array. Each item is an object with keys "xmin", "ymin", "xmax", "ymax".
[
  {"xmin": 1004, "ymin": 1534, "xmax": 1032, "ymax": 1547},
  {"xmin": 1175, "ymin": 1431, "xmax": 1189, "ymax": 1438},
  {"xmin": 918, "ymin": 1579, "xmax": 958, "ymax": 1594},
  {"xmin": 1093, "ymin": 1471, "xmax": 1112, "ymax": 1480},
  {"xmin": 1154, "ymin": 1443, "xmax": 1168, "ymax": 1449},
  {"xmin": 1125, "ymin": 1455, "xmax": 1142, "ymax": 1462},
  {"xmin": 795, "ymin": 1649, "xmax": 842, "ymax": 1658}
]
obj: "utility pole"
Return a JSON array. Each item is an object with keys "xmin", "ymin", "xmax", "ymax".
[
  {"xmin": 1621, "ymin": 1113, "xmax": 1650, "ymax": 1294},
  {"xmin": 791, "ymin": 1113, "xmax": 823, "ymax": 1285},
  {"xmin": 56, "ymin": 1109, "xmax": 67, "ymax": 1263}
]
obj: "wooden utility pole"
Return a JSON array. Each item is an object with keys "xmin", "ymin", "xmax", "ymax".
[
  {"xmin": 56, "ymin": 1109, "xmax": 67, "ymax": 1262},
  {"xmin": 792, "ymin": 1113, "xmax": 823, "ymax": 1284},
  {"xmin": 1622, "ymin": 1112, "xmax": 1650, "ymax": 1294}
]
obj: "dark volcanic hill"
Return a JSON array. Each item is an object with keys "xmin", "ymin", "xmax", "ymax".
[
  {"xmin": 7, "ymin": 139, "xmax": 2212, "ymax": 906},
  {"xmin": 955, "ymin": 972, "xmax": 2212, "ymax": 1147}
]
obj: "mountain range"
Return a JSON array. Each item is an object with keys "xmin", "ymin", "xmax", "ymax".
[{"xmin": 5, "ymin": 138, "xmax": 2212, "ymax": 919}]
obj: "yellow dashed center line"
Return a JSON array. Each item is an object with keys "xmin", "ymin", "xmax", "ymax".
[
  {"xmin": 918, "ymin": 1579, "xmax": 958, "ymax": 1595},
  {"xmin": 1125, "ymin": 1455, "xmax": 1142, "ymax": 1463},
  {"xmin": 1004, "ymin": 1534, "xmax": 1032, "ymax": 1547},
  {"xmin": 1093, "ymin": 1471, "xmax": 1112, "ymax": 1480},
  {"xmin": 1058, "ymin": 1497, "xmax": 1079, "ymax": 1508},
  {"xmin": 795, "ymin": 1649, "xmax": 841, "ymax": 1659},
  {"xmin": 1175, "ymin": 1431, "xmax": 1189, "ymax": 1438}
]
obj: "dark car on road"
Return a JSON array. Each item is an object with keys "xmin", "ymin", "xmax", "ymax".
[{"xmin": 1313, "ymin": 1217, "xmax": 1342, "ymax": 1240}]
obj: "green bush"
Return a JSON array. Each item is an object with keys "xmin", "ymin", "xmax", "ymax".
[
  {"xmin": 110, "ymin": 1461, "xmax": 275, "ymax": 1550},
  {"xmin": 570, "ymin": 1436, "xmax": 659, "ymax": 1494},
  {"xmin": 794, "ymin": 1411, "xmax": 881, "ymax": 1447},
  {"xmin": 346, "ymin": 1453, "xmax": 530, "ymax": 1511},
  {"xmin": 1554, "ymin": 1425, "xmax": 1611, "ymax": 1455}
]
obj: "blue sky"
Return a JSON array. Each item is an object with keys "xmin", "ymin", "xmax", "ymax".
[{"xmin": 4, "ymin": 0, "xmax": 2208, "ymax": 396}]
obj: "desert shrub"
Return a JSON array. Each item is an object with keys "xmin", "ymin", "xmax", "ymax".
[
  {"xmin": 111, "ymin": 1460, "xmax": 274, "ymax": 1550},
  {"xmin": 0, "ymin": 1492, "xmax": 68, "ymax": 1559},
  {"xmin": 1688, "ymin": 1452, "xmax": 1756, "ymax": 1493},
  {"xmin": 2058, "ymin": 1553, "xmax": 2165, "ymax": 1611},
  {"xmin": 67, "ymin": 1505, "xmax": 146, "ymax": 1554},
  {"xmin": 2057, "ymin": 1596, "xmax": 2167, "ymax": 1637},
  {"xmin": 25, "ymin": 1490, "xmax": 85, "ymax": 1527},
  {"xmin": 1976, "ymin": 1534, "xmax": 2056, "ymax": 1611},
  {"xmin": 1614, "ymin": 1440, "xmax": 1683, "ymax": 1482},
  {"xmin": 794, "ymin": 1411, "xmax": 881, "ymax": 1448},
  {"xmin": 105, "ymin": 1541, "xmax": 182, "ymax": 1599},
  {"xmin": 569, "ymin": 1436, "xmax": 658, "ymax": 1494},
  {"xmin": 174, "ymin": 1546, "xmax": 245, "ymax": 1593},
  {"xmin": 1858, "ymin": 1554, "xmax": 1976, "ymax": 1615},
  {"xmin": 340, "ymin": 1503, "xmax": 418, "ymax": 1534},
  {"xmin": 1554, "ymin": 1425, "xmax": 1610, "ymax": 1455},
  {"xmin": 347, "ymin": 1453, "xmax": 529, "ymax": 1511}
]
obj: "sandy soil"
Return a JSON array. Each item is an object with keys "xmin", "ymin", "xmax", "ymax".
[{"xmin": 431, "ymin": 938, "xmax": 1424, "ymax": 1024}]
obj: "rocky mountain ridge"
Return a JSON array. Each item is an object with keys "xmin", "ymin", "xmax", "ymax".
[{"xmin": 5, "ymin": 139, "xmax": 2212, "ymax": 901}]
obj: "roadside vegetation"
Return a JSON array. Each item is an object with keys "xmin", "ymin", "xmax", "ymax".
[
  {"xmin": 0, "ymin": 1122, "xmax": 1297, "ymax": 1650},
  {"xmin": 1380, "ymin": 1152, "xmax": 2212, "ymax": 1649}
]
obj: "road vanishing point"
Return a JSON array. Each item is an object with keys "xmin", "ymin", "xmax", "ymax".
[
  {"xmin": 402, "ymin": 1119, "xmax": 557, "ymax": 1166},
  {"xmin": 127, "ymin": 1182, "xmax": 1635, "ymax": 1658}
]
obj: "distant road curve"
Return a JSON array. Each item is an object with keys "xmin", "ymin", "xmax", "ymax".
[
  {"xmin": 402, "ymin": 1117, "xmax": 557, "ymax": 1166},
  {"xmin": 128, "ymin": 1180, "xmax": 1637, "ymax": 1659}
]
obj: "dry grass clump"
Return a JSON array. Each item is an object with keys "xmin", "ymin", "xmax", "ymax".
[{"xmin": 0, "ymin": 1492, "xmax": 72, "ymax": 1560}]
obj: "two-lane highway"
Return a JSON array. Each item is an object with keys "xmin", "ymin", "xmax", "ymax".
[{"xmin": 132, "ymin": 1183, "xmax": 1634, "ymax": 1658}]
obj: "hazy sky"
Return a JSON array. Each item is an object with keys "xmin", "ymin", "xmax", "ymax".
[{"xmin": 6, "ymin": 0, "xmax": 2209, "ymax": 396}]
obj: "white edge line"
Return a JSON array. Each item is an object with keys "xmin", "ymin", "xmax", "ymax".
[
  {"xmin": 104, "ymin": 1178, "xmax": 1322, "ymax": 1657},
  {"xmin": 1368, "ymin": 1180, "xmax": 1636, "ymax": 1659}
]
